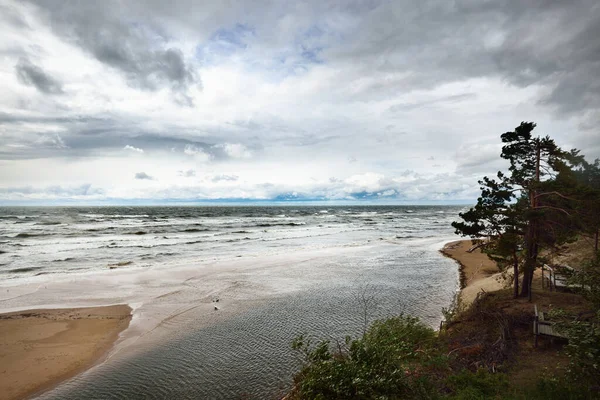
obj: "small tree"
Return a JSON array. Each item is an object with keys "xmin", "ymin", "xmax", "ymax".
[
  {"xmin": 354, "ymin": 282, "xmax": 379, "ymax": 337},
  {"xmin": 452, "ymin": 173, "xmax": 524, "ymax": 298}
]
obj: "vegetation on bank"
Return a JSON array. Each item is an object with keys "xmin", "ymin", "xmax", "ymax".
[
  {"xmin": 289, "ymin": 122, "xmax": 600, "ymax": 399},
  {"xmin": 289, "ymin": 286, "xmax": 599, "ymax": 399}
]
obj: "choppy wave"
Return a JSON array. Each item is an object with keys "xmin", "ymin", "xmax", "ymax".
[
  {"xmin": 14, "ymin": 232, "xmax": 45, "ymax": 238},
  {"xmin": 0, "ymin": 205, "xmax": 465, "ymax": 283},
  {"xmin": 255, "ymin": 222, "xmax": 306, "ymax": 227},
  {"xmin": 5, "ymin": 266, "xmax": 44, "ymax": 274}
]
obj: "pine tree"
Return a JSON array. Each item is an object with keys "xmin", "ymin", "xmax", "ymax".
[
  {"xmin": 452, "ymin": 173, "xmax": 524, "ymax": 298},
  {"xmin": 454, "ymin": 122, "xmax": 577, "ymax": 300}
]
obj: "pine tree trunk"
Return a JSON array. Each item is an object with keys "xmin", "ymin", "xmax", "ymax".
[
  {"xmin": 527, "ymin": 264, "xmax": 534, "ymax": 302},
  {"xmin": 520, "ymin": 224, "xmax": 533, "ymax": 298},
  {"xmin": 520, "ymin": 263, "xmax": 531, "ymax": 297},
  {"xmin": 522, "ymin": 140, "xmax": 542, "ymax": 302},
  {"xmin": 520, "ymin": 191, "xmax": 537, "ymax": 299},
  {"xmin": 512, "ymin": 248, "xmax": 519, "ymax": 298}
]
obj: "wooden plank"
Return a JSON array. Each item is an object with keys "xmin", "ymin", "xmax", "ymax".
[{"xmin": 533, "ymin": 304, "xmax": 568, "ymax": 346}]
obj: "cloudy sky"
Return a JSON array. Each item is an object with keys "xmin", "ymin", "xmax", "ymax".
[{"xmin": 0, "ymin": 0, "xmax": 599, "ymax": 204}]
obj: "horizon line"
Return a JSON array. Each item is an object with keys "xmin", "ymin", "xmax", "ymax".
[{"xmin": 0, "ymin": 199, "xmax": 474, "ymax": 207}]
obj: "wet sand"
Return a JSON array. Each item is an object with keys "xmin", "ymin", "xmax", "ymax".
[
  {"xmin": 441, "ymin": 240, "xmax": 506, "ymax": 307},
  {"xmin": 0, "ymin": 305, "xmax": 131, "ymax": 400}
]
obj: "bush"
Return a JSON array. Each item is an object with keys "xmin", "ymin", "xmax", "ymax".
[
  {"xmin": 546, "ymin": 307, "xmax": 600, "ymax": 397},
  {"xmin": 445, "ymin": 369, "xmax": 508, "ymax": 399},
  {"xmin": 562, "ymin": 315, "xmax": 600, "ymax": 384},
  {"xmin": 521, "ymin": 373, "xmax": 595, "ymax": 400},
  {"xmin": 290, "ymin": 312, "xmax": 598, "ymax": 399},
  {"xmin": 572, "ymin": 253, "xmax": 600, "ymax": 309},
  {"xmin": 291, "ymin": 315, "xmax": 444, "ymax": 399}
]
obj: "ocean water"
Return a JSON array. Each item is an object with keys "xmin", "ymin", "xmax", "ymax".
[{"xmin": 0, "ymin": 205, "xmax": 464, "ymax": 399}]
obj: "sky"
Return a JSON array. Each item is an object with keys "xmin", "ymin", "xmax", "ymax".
[{"xmin": 0, "ymin": 0, "xmax": 599, "ymax": 204}]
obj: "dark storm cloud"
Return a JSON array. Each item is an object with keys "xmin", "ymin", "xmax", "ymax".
[
  {"xmin": 487, "ymin": 1, "xmax": 600, "ymax": 115},
  {"xmin": 68, "ymin": 131, "xmax": 218, "ymax": 158},
  {"xmin": 388, "ymin": 93, "xmax": 477, "ymax": 113},
  {"xmin": 15, "ymin": 58, "xmax": 63, "ymax": 94},
  {"xmin": 0, "ymin": 112, "xmax": 107, "ymax": 125},
  {"xmin": 13, "ymin": 0, "xmax": 600, "ymax": 116},
  {"xmin": 19, "ymin": 0, "xmax": 600, "ymax": 115},
  {"xmin": 1, "ymin": 2, "xmax": 29, "ymax": 30},
  {"xmin": 0, "ymin": 110, "xmax": 232, "ymax": 159},
  {"xmin": 27, "ymin": 1, "xmax": 200, "ymax": 103},
  {"xmin": 0, "ymin": 114, "xmax": 130, "ymax": 159},
  {"xmin": 330, "ymin": 0, "xmax": 599, "ymax": 115}
]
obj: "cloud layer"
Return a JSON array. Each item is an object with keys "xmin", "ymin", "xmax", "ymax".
[{"xmin": 0, "ymin": 0, "xmax": 599, "ymax": 203}]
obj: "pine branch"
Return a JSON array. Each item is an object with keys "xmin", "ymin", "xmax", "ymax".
[{"xmin": 533, "ymin": 205, "xmax": 572, "ymax": 216}]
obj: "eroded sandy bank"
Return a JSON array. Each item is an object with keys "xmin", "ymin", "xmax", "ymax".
[{"xmin": 441, "ymin": 240, "xmax": 507, "ymax": 307}]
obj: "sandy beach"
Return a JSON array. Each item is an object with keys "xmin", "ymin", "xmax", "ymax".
[
  {"xmin": 0, "ymin": 305, "xmax": 131, "ymax": 400},
  {"xmin": 0, "ymin": 241, "xmax": 475, "ymax": 400},
  {"xmin": 441, "ymin": 240, "xmax": 506, "ymax": 307}
]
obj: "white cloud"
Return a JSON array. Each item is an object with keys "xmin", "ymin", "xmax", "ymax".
[
  {"xmin": 178, "ymin": 169, "xmax": 196, "ymax": 177},
  {"xmin": 183, "ymin": 145, "xmax": 212, "ymax": 162},
  {"xmin": 182, "ymin": 144, "xmax": 199, "ymax": 155},
  {"xmin": 215, "ymin": 143, "xmax": 252, "ymax": 159},
  {"xmin": 211, "ymin": 174, "xmax": 239, "ymax": 182},
  {"xmin": 124, "ymin": 145, "xmax": 144, "ymax": 153},
  {"xmin": 38, "ymin": 133, "xmax": 68, "ymax": 149},
  {"xmin": 344, "ymin": 173, "xmax": 385, "ymax": 192}
]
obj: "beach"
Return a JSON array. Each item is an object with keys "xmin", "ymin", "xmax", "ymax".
[
  {"xmin": 0, "ymin": 305, "xmax": 131, "ymax": 400},
  {"xmin": 0, "ymin": 206, "xmax": 462, "ymax": 398},
  {"xmin": 441, "ymin": 240, "xmax": 505, "ymax": 307}
]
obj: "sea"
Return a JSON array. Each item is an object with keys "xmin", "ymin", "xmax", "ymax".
[{"xmin": 0, "ymin": 205, "xmax": 465, "ymax": 399}]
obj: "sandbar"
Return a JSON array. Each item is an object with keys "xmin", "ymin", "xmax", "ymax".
[{"xmin": 0, "ymin": 304, "xmax": 131, "ymax": 400}]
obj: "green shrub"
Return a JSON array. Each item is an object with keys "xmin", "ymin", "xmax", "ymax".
[
  {"xmin": 522, "ymin": 374, "xmax": 594, "ymax": 400},
  {"xmin": 290, "ymin": 313, "xmax": 599, "ymax": 399},
  {"xmin": 562, "ymin": 315, "xmax": 600, "ymax": 383},
  {"xmin": 548, "ymin": 307, "xmax": 600, "ymax": 387},
  {"xmin": 569, "ymin": 253, "xmax": 600, "ymax": 309},
  {"xmin": 291, "ymin": 315, "xmax": 444, "ymax": 399},
  {"xmin": 445, "ymin": 369, "xmax": 508, "ymax": 399}
]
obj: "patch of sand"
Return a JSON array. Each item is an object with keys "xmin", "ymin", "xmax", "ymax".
[
  {"xmin": 0, "ymin": 305, "xmax": 131, "ymax": 400},
  {"xmin": 441, "ymin": 240, "xmax": 507, "ymax": 307}
]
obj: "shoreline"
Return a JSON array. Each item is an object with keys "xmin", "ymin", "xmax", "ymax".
[
  {"xmin": 0, "ymin": 304, "xmax": 131, "ymax": 400},
  {"xmin": 0, "ymin": 239, "xmax": 459, "ymax": 399},
  {"xmin": 440, "ymin": 240, "xmax": 505, "ymax": 307}
]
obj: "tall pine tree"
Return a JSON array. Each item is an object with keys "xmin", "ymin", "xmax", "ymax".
[{"xmin": 454, "ymin": 122, "xmax": 576, "ymax": 300}]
